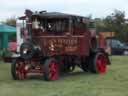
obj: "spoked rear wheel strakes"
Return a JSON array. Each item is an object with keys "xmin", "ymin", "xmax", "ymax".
[
  {"xmin": 43, "ymin": 58, "xmax": 59, "ymax": 81},
  {"xmin": 11, "ymin": 59, "xmax": 27, "ymax": 80},
  {"xmin": 90, "ymin": 52, "xmax": 107, "ymax": 74}
]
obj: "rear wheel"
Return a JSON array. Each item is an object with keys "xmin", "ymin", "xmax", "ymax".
[
  {"xmin": 89, "ymin": 52, "xmax": 107, "ymax": 73},
  {"xmin": 43, "ymin": 58, "xmax": 59, "ymax": 81},
  {"xmin": 11, "ymin": 59, "xmax": 27, "ymax": 80}
]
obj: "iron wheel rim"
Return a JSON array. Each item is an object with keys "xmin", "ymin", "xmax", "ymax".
[
  {"xmin": 95, "ymin": 53, "xmax": 107, "ymax": 73},
  {"xmin": 15, "ymin": 60, "xmax": 26, "ymax": 80}
]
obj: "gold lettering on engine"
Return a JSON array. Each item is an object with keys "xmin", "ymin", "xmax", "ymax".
[{"xmin": 47, "ymin": 38, "xmax": 78, "ymax": 52}]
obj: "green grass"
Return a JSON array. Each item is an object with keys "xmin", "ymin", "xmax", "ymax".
[{"xmin": 0, "ymin": 56, "xmax": 128, "ymax": 96}]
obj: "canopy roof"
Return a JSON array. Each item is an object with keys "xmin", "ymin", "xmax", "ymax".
[
  {"xmin": 19, "ymin": 12, "xmax": 87, "ymax": 20},
  {"xmin": 0, "ymin": 24, "xmax": 16, "ymax": 33},
  {"xmin": 32, "ymin": 12, "xmax": 86, "ymax": 19}
]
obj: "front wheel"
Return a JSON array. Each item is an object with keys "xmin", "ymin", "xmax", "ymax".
[
  {"xmin": 89, "ymin": 52, "xmax": 107, "ymax": 74},
  {"xmin": 43, "ymin": 58, "xmax": 59, "ymax": 81},
  {"xmin": 11, "ymin": 59, "xmax": 27, "ymax": 80}
]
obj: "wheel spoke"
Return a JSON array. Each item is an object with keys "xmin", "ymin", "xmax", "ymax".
[
  {"xmin": 95, "ymin": 54, "xmax": 107, "ymax": 73},
  {"xmin": 101, "ymin": 56, "xmax": 106, "ymax": 72},
  {"xmin": 45, "ymin": 60, "xmax": 58, "ymax": 80},
  {"xmin": 48, "ymin": 71, "xmax": 52, "ymax": 77},
  {"xmin": 15, "ymin": 60, "xmax": 26, "ymax": 79}
]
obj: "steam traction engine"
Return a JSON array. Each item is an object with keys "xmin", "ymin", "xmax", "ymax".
[{"xmin": 11, "ymin": 10, "xmax": 110, "ymax": 81}]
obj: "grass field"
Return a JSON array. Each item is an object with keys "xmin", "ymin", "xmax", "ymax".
[{"xmin": 0, "ymin": 56, "xmax": 128, "ymax": 96}]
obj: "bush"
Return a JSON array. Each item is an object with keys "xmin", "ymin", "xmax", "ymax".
[
  {"xmin": 0, "ymin": 50, "xmax": 4, "ymax": 60},
  {"xmin": 0, "ymin": 49, "xmax": 12, "ymax": 61}
]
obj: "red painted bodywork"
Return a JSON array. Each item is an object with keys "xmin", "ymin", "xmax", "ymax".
[
  {"xmin": 32, "ymin": 29, "xmax": 91, "ymax": 57},
  {"xmin": 32, "ymin": 30, "xmax": 106, "ymax": 57},
  {"xmin": 95, "ymin": 32, "xmax": 106, "ymax": 49},
  {"xmin": 19, "ymin": 11, "xmax": 107, "ymax": 57}
]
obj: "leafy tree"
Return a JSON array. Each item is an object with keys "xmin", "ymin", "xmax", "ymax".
[
  {"xmin": 104, "ymin": 10, "xmax": 125, "ymax": 40},
  {"xmin": 96, "ymin": 10, "xmax": 128, "ymax": 41},
  {"xmin": 95, "ymin": 18, "xmax": 107, "ymax": 32},
  {"xmin": 4, "ymin": 17, "xmax": 16, "ymax": 27}
]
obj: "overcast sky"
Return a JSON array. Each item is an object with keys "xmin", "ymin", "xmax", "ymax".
[{"xmin": 0, "ymin": 0, "xmax": 128, "ymax": 21}]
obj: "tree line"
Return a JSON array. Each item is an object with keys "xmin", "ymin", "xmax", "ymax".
[{"xmin": 96, "ymin": 10, "xmax": 128, "ymax": 42}]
